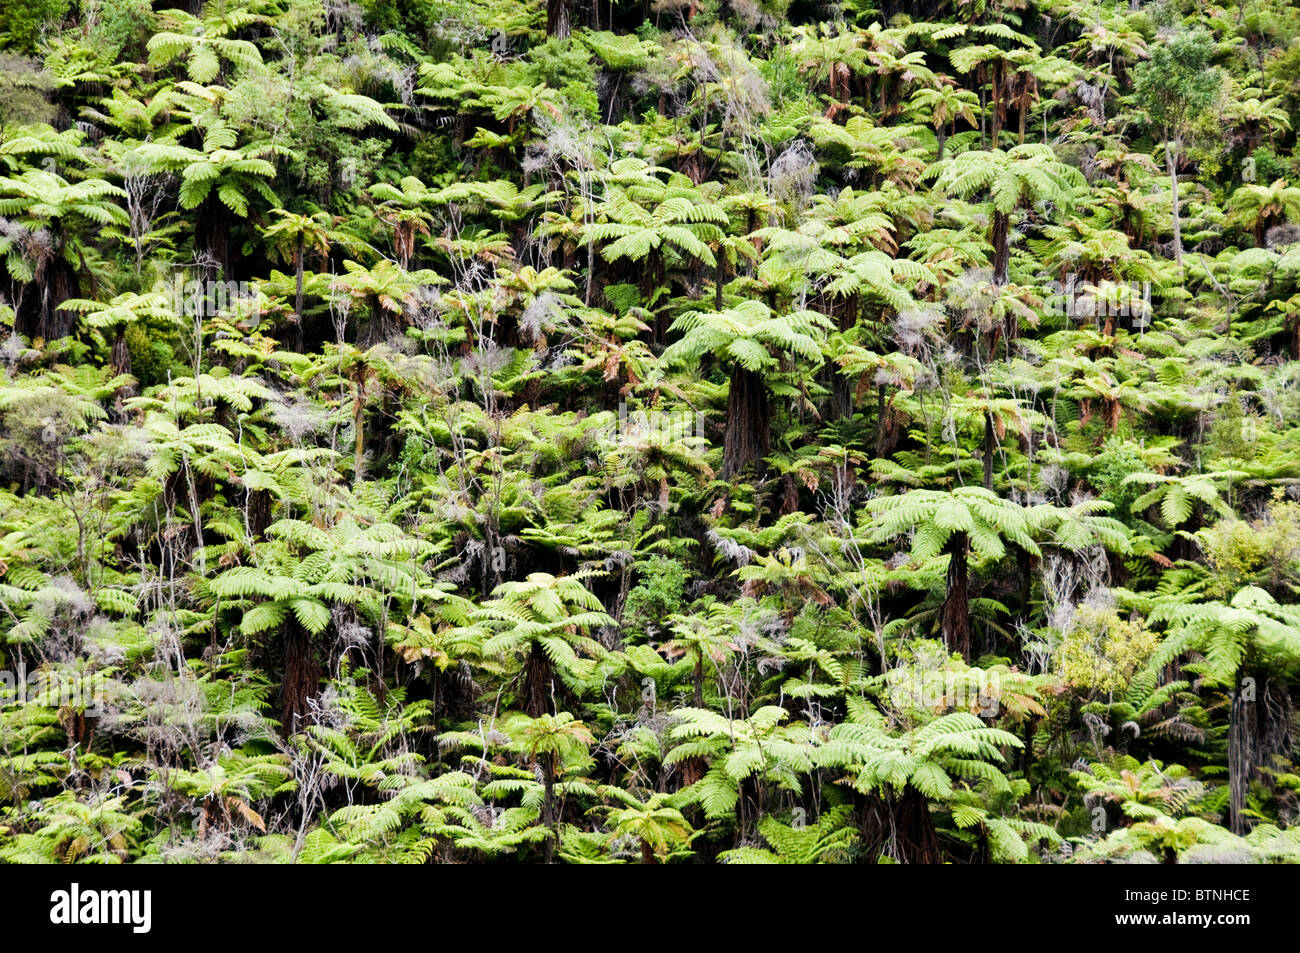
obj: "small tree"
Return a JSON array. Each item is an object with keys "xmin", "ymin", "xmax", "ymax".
[
  {"xmin": 1226, "ymin": 179, "xmax": 1300, "ymax": 248},
  {"xmin": 1133, "ymin": 30, "xmax": 1223, "ymax": 271},
  {"xmin": 58, "ymin": 291, "xmax": 177, "ymax": 379},
  {"xmin": 476, "ymin": 571, "xmax": 614, "ymax": 717},
  {"xmin": 260, "ymin": 207, "xmax": 334, "ymax": 346},
  {"xmin": 0, "ymin": 168, "xmax": 128, "ymax": 339},
  {"xmin": 507, "ymin": 712, "xmax": 594, "ymax": 863},
  {"xmin": 865, "ymin": 487, "xmax": 1041, "ymax": 661},
  {"xmin": 929, "ymin": 143, "xmax": 1082, "ymax": 289},
  {"xmin": 659, "ymin": 301, "xmax": 832, "ymax": 479},
  {"xmin": 1147, "ymin": 587, "xmax": 1300, "ymax": 834}
]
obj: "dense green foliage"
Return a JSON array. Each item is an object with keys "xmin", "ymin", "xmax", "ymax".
[{"xmin": 4, "ymin": 0, "xmax": 1300, "ymax": 865}]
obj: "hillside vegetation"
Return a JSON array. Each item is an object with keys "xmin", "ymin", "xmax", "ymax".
[{"xmin": 3, "ymin": 0, "xmax": 1300, "ymax": 864}]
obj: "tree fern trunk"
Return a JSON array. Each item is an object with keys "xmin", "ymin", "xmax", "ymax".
[
  {"xmin": 874, "ymin": 384, "xmax": 893, "ymax": 457},
  {"xmin": 1229, "ymin": 664, "xmax": 1259, "ymax": 835},
  {"xmin": 940, "ymin": 531, "xmax": 973, "ymax": 662},
  {"xmin": 280, "ymin": 618, "xmax": 321, "ymax": 736},
  {"xmin": 360, "ymin": 301, "xmax": 397, "ymax": 348},
  {"xmin": 542, "ymin": 751, "xmax": 557, "ymax": 863},
  {"xmin": 26, "ymin": 255, "xmax": 80, "ymax": 341},
  {"xmin": 353, "ymin": 383, "xmax": 366, "ymax": 479},
  {"xmin": 895, "ymin": 787, "xmax": 942, "ymax": 863},
  {"xmin": 547, "ymin": 0, "xmax": 571, "ymax": 39},
  {"xmin": 111, "ymin": 326, "xmax": 132, "ymax": 380},
  {"xmin": 723, "ymin": 364, "xmax": 770, "ymax": 479},
  {"xmin": 991, "ymin": 210, "xmax": 1010, "ymax": 287},
  {"xmin": 1020, "ymin": 714, "xmax": 1035, "ymax": 776},
  {"xmin": 832, "ymin": 372, "xmax": 854, "ymax": 420},
  {"xmin": 195, "ymin": 192, "xmax": 232, "ymax": 279},
  {"xmin": 857, "ymin": 787, "xmax": 942, "ymax": 863},
  {"xmin": 524, "ymin": 643, "xmax": 554, "ymax": 717},
  {"xmin": 830, "ymin": 296, "xmax": 857, "ymax": 420},
  {"xmin": 247, "ymin": 487, "xmax": 273, "ymax": 540}
]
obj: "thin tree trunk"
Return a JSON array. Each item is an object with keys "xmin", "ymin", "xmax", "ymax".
[
  {"xmin": 989, "ymin": 61, "xmax": 1006, "ymax": 150},
  {"xmin": 982, "ymin": 411, "xmax": 996, "ymax": 490},
  {"xmin": 649, "ymin": 252, "xmax": 666, "ymax": 345},
  {"xmin": 1165, "ymin": 139, "xmax": 1184, "ymax": 271},
  {"xmin": 875, "ymin": 384, "xmax": 894, "ymax": 457},
  {"xmin": 1016, "ymin": 546, "xmax": 1031, "ymax": 619},
  {"xmin": 293, "ymin": 240, "xmax": 305, "ymax": 351}
]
